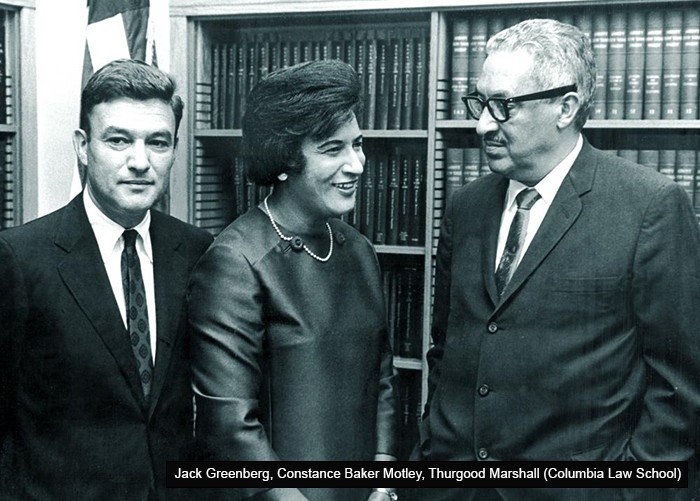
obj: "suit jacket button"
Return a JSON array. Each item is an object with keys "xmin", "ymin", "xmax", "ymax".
[
  {"xmin": 487, "ymin": 322, "xmax": 498, "ymax": 333},
  {"xmin": 478, "ymin": 384, "xmax": 490, "ymax": 397},
  {"xmin": 478, "ymin": 448, "xmax": 489, "ymax": 459}
]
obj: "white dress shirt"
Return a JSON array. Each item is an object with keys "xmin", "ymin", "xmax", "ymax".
[
  {"xmin": 495, "ymin": 134, "xmax": 584, "ymax": 272},
  {"xmin": 83, "ymin": 189, "xmax": 157, "ymax": 361}
]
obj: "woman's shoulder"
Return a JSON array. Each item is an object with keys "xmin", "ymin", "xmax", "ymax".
[
  {"xmin": 205, "ymin": 207, "xmax": 277, "ymax": 263},
  {"xmin": 329, "ymin": 218, "xmax": 374, "ymax": 250}
]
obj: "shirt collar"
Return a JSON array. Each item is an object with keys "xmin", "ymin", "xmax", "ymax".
[
  {"xmin": 504, "ymin": 134, "xmax": 584, "ymax": 209},
  {"xmin": 82, "ymin": 188, "xmax": 153, "ymax": 263}
]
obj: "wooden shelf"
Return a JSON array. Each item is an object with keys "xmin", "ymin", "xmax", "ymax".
[
  {"xmin": 375, "ymin": 245, "xmax": 425, "ymax": 255},
  {"xmin": 436, "ymin": 119, "xmax": 700, "ymax": 130},
  {"xmin": 194, "ymin": 128, "xmax": 428, "ymax": 138},
  {"xmin": 393, "ymin": 356, "xmax": 422, "ymax": 371}
]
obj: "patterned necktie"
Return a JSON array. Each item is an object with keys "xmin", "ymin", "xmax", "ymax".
[
  {"xmin": 495, "ymin": 188, "xmax": 541, "ymax": 297},
  {"xmin": 121, "ymin": 230, "xmax": 153, "ymax": 400}
]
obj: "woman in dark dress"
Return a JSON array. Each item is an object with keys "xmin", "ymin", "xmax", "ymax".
[{"xmin": 188, "ymin": 60, "xmax": 399, "ymax": 501}]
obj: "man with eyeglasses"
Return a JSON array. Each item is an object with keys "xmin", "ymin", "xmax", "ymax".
[{"xmin": 411, "ymin": 18, "xmax": 700, "ymax": 501}]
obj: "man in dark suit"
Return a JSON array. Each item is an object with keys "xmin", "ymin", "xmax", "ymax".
[
  {"xmin": 0, "ymin": 59, "xmax": 213, "ymax": 500},
  {"xmin": 412, "ymin": 19, "xmax": 700, "ymax": 500}
]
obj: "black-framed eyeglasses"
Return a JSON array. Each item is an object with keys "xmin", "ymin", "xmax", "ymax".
[{"xmin": 461, "ymin": 84, "xmax": 577, "ymax": 123}]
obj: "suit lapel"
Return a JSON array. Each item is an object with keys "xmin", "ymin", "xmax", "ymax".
[
  {"xmin": 481, "ymin": 176, "xmax": 509, "ymax": 305},
  {"xmin": 148, "ymin": 215, "xmax": 187, "ymax": 417},
  {"xmin": 55, "ymin": 197, "xmax": 148, "ymax": 410},
  {"xmin": 496, "ymin": 141, "xmax": 597, "ymax": 305}
]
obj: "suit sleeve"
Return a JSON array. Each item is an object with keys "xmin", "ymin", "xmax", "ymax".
[
  {"xmin": 371, "ymin": 245, "xmax": 400, "ymax": 459},
  {"xmin": 0, "ymin": 237, "xmax": 27, "ymax": 443},
  {"xmin": 188, "ymin": 239, "xmax": 284, "ymax": 498},
  {"xmin": 188, "ymin": 243, "xmax": 273, "ymax": 459},
  {"xmin": 424, "ymin": 193, "xmax": 455, "ymax": 415},
  {"xmin": 628, "ymin": 182, "xmax": 700, "ymax": 461}
]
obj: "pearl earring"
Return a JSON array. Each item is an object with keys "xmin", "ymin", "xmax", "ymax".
[{"xmin": 277, "ymin": 173, "xmax": 288, "ymax": 181}]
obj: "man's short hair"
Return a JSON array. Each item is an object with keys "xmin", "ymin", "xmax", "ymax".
[{"xmin": 79, "ymin": 59, "xmax": 184, "ymax": 139}]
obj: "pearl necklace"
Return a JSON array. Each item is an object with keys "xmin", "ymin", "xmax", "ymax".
[{"xmin": 263, "ymin": 194, "xmax": 333, "ymax": 262}]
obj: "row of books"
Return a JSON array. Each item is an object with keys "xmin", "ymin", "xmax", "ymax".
[
  {"xmin": 442, "ymin": 146, "xmax": 700, "ymax": 213},
  {"xmin": 194, "ymin": 143, "xmax": 428, "ymax": 245},
  {"xmin": 1, "ymin": 137, "xmax": 14, "ymax": 229},
  {"xmin": 450, "ymin": 7, "xmax": 700, "ymax": 120},
  {"xmin": 383, "ymin": 266, "xmax": 423, "ymax": 360},
  {"xmin": 202, "ymin": 24, "xmax": 429, "ymax": 131},
  {"xmin": 342, "ymin": 145, "xmax": 426, "ymax": 246}
]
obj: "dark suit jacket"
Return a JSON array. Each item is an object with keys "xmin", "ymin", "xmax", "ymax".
[
  {"xmin": 415, "ymin": 141, "xmax": 700, "ymax": 499},
  {"xmin": 0, "ymin": 195, "xmax": 212, "ymax": 501}
]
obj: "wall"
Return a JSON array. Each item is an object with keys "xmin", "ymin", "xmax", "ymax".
[{"xmin": 35, "ymin": 0, "xmax": 85, "ymax": 216}]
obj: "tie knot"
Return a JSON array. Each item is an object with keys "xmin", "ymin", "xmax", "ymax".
[
  {"xmin": 123, "ymin": 229, "xmax": 138, "ymax": 250},
  {"xmin": 515, "ymin": 188, "xmax": 540, "ymax": 210}
]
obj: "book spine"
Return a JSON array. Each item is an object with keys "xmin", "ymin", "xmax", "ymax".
[
  {"xmin": 617, "ymin": 149, "xmax": 639, "ymax": 163},
  {"xmin": 258, "ymin": 32, "xmax": 270, "ymax": 82},
  {"xmin": 386, "ymin": 149, "xmax": 400, "ymax": 245},
  {"xmin": 374, "ymin": 152, "xmax": 387, "ymax": 244},
  {"xmin": 211, "ymin": 43, "xmax": 220, "ymax": 128},
  {"xmin": 662, "ymin": 10, "xmax": 684, "ymax": 119},
  {"xmin": 365, "ymin": 30, "xmax": 378, "ymax": 130},
  {"xmin": 681, "ymin": 9, "xmax": 700, "ymax": 119},
  {"xmin": 361, "ymin": 154, "xmax": 375, "ymax": 242},
  {"xmin": 280, "ymin": 33, "xmax": 291, "ymax": 69},
  {"xmin": 398, "ymin": 268, "xmax": 417, "ymax": 358},
  {"xmin": 658, "ymin": 149, "xmax": 676, "ymax": 181},
  {"xmin": 269, "ymin": 32, "xmax": 281, "ymax": 73},
  {"xmin": 400, "ymin": 32, "xmax": 415, "ymax": 130},
  {"xmin": 375, "ymin": 31, "xmax": 390, "ymax": 129},
  {"xmin": 220, "ymin": 42, "xmax": 231, "ymax": 129},
  {"xmin": 413, "ymin": 28, "xmax": 428, "ymax": 129},
  {"xmin": 331, "ymin": 31, "xmax": 344, "ymax": 61},
  {"xmin": 591, "ymin": 13, "xmax": 609, "ymax": 119},
  {"xmin": 574, "ymin": 11, "xmax": 593, "ymax": 43},
  {"xmin": 246, "ymin": 35, "xmax": 258, "ymax": 111},
  {"xmin": 398, "ymin": 151, "xmax": 412, "ymax": 245},
  {"xmin": 644, "ymin": 11, "xmax": 664, "ymax": 119},
  {"xmin": 445, "ymin": 148, "xmax": 463, "ymax": 203},
  {"xmin": 235, "ymin": 39, "xmax": 247, "ymax": 128},
  {"xmin": 487, "ymin": 17, "xmax": 505, "ymax": 40},
  {"xmin": 409, "ymin": 153, "xmax": 424, "ymax": 246},
  {"xmin": 468, "ymin": 17, "xmax": 488, "ymax": 97},
  {"xmin": 676, "ymin": 149, "xmax": 696, "ymax": 204},
  {"xmin": 388, "ymin": 29, "xmax": 404, "ymax": 130},
  {"xmin": 624, "ymin": 11, "xmax": 646, "ymax": 119},
  {"xmin": 607, "ymin": 12, "xmax": 626, "ymax": 119},
  {"xmin": 225, "ymin": 43, "xmax": 237, "ymax": 129},
  {"xmin": 638, "ymin": 149, "xmax": 660, "ymax": 170},
  {"xmin": 463, "ymin": 147, "xmax": 481, "ymax": 186},
  {"xmin": 289, "ymin": 32, "xmax": 301, "ymax": 66},
  {"xmin": 450, "ymin": 19, "xmax": 470, "ymax": 120},
  {"xmin": 355, "ymin": 29, "xmax": 367, "ymax": 126},
  {"xmin": 233, "ymin": 156, "xmax": 246, "ymax": 219}
]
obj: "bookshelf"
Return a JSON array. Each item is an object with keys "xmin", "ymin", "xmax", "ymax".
[
  {"xmin": 169, "ymin": 0, "xmax": 700, "ymax": 458},
  {"xmin": 0, "ymin": 0, "xmax": 36, "ymax": 229}
]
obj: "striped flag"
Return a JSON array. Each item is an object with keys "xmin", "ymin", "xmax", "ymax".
[{"xmin": 71, "ymin": 0, "xmax": 170, "ymax": 198}]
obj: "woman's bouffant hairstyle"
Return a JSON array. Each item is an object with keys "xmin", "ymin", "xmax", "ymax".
[{"xmin": 242, "ymin": 59, "xmax": 362, "ymax": 185}]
